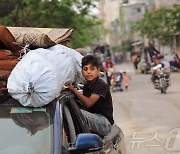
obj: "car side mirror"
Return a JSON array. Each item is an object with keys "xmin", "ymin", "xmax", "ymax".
[{"xmin": 69, "ymin": 133, "xmax": 103, "ymax": 154}]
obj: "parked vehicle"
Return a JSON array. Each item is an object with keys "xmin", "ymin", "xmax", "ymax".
[
  {"xmin": 153, "ymin": 65, "xmax": 169, "ymax": 94},
  {"xmin": 0, "ymin": 90, "xmax": 126, "ymax": 154},
  {"xmin": 164, "ymin": 54, "xmax": 180, "ymax": 72}
]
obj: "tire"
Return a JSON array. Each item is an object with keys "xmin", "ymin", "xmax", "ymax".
[{"xmin": 160, "ymin": 78, "xmax": 166, "ymax": 94}]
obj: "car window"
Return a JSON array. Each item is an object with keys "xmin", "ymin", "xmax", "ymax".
[{"xmin": 0, "ymin": 105, "xmax": 53, "ymax": 154}]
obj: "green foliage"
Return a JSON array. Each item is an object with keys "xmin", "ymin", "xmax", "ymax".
[
  {"xmin": 132, "ymin": 5, "xmax": 180, "ymax": 45},
  {"xmin": 0, "ymin": 0, "xmax": 101, "ymax": 48},
  {"xmin": 122, "ymin": 43, "xmax": 132, "ymax": 52},
  {"xmin": 111, "ymin": 42, "xmax": 132, "ymax": 53},
  {"xmin": 110, "ymin": 45, "xmax": 122, "ymax": 52}
]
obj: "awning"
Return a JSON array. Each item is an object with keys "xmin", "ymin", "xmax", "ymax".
[{"xmin": 132, "ymin": 41, "xmax": 143, "ymax": 46}]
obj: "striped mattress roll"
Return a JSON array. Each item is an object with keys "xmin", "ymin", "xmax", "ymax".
[
  {"xmin": 0, "ymin": 59, "xmax": 19, "ymax": 71},
  {"xmin": 0, "ymin": 70, "xmax": 11, "ymax": 81}
]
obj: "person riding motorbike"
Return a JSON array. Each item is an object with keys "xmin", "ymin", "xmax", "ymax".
[{"xmin": 150, "ymin": 55, "xmax": 170, "ymax": 86}]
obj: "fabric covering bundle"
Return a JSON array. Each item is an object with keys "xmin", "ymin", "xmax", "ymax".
[
  {"xmin": 7, "ymin": 45, "xmax": 83, "ymax": 107},
  {"xmin": 7, "ymin": 27, "xmax": 74, "ymax": 48},
  {"xmin": 0, "ymin": 49, "xmax": 19, "ymax": 103}
]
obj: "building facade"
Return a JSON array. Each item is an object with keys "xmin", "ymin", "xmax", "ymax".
[
  {"xmin": 98, "ymin": 0, "xmax": 147, "ymax": 46},
  {"xmin": 98, "ymin": 0, "xmax": 179, "ymax": 55},
  {"xmin": 98, "ymin": 0, "xmax": 121, "ymax": 45}
]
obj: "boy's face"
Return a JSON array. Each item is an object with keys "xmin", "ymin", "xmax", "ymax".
[{"xmin": 82, "ymin": 64, "xmax": 100, "ymax": 81}]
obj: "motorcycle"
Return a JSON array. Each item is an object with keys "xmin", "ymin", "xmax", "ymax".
[{"xmin": 153, "ymin": 64, "xmax": 169, "ymax": 94}]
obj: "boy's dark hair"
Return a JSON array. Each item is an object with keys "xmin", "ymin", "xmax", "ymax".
[{"xmin": 82, "ymin": 55, "xmax": 100, "ymax": 68}]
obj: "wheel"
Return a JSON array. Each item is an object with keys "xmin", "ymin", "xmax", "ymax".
[{"xmin": 160, "ymin": 78, "xmax": 166, "ymax": 94}]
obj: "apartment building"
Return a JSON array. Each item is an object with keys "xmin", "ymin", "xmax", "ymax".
[
  {"xmin": 119, "ymin": 2, "xmax": 146, "ymax": 41},
  {"xmin": 98, "ymin": 0, "xmax": 121, "ymax": 45},
  {"xmin": 98, "ymin": 0, "xmax": 147, "ymax": 46},
  {"xmin": 98, "ymin": 0, "xmax": 179, "ymax": 54}
]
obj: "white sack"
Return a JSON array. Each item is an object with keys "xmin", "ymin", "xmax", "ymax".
[
  {"xmin": 7, "ymin": 52, "xmax": 62, "ymax": 107},
  {"xmin": 48, "ymin": 44, "xmax": 85, "ymax": 84},
  {"xmin": 48, "ymin": 44, "xmax": 82, "ymax": 70},
  {"xmin": 32, "ymin": 48, "xmax": 77, "ymax": 85}
]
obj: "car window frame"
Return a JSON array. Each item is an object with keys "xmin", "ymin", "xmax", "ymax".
[
  {"xmin": 58, "ymin": 92, "xmax": 90, "ymax": 147},
  {"xmin": 63, "ymin": 104, "xmax": 76, "ymax": 145}
]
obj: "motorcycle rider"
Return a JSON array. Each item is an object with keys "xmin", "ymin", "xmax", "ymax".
[{"xmin": 150, "ymin": 55, "xmax": 170, "ymax": 87}]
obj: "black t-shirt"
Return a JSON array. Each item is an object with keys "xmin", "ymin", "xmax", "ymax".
[{"xmin": 83, "ymin": 78, "xmax": 114, "ymax": 125}]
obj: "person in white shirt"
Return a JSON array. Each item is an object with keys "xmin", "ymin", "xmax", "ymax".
[{"xmin": 151, "ymin": 56, "xmax": 170, "ymax": 85}]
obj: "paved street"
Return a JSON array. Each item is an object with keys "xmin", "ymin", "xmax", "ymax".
[{"xmin": 111, "ymin": 63, "xmax": 180, "ymax": 154}]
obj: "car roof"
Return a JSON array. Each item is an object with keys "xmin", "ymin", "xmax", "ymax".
[
  {"xmin": 0, "ymin": 97, "xmax": 22, "ymax": 106},
  {"xmin": 0, "ymin": 89, "xmax": 74, "ymax": 108}
]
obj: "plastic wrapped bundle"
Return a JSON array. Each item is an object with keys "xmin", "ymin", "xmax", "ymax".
[
  {"xmin": 48, "ymin": 44, "xmax": 85, "ymax": 84},
  {"xmin": 7, "ymin": 51, "xmax": 62, "ymax": 107},
  {"xmin": 7, "ymin": 45, "xmax": 84, "ymax": 107},
  {"xmin": 32, "ymin": 48, "xmax": 77, "ymax": 85}
]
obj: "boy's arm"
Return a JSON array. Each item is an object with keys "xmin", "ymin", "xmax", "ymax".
[{"xmin": 67, "ymin": 84, "xmax": 100, "ymax": 108}]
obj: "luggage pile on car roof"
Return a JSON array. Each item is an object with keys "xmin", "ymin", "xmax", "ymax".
[{"xmin": 0, "ymin": 25, "xmax": 84, "ymax": 106}]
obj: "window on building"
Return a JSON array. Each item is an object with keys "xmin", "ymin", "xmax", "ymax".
[
  {"xmin": 136, "ymin": 7, "xmax": 141, "ymax": 13},
  {"xmin": 123, "ymin": 0, "xmax": 129, "ymax": 3}
]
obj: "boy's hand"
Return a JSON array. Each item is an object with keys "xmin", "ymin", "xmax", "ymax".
[
  {"xmin": 66, "ymin": 83, "xmax": 74, "ymax": 91},
  {"xmin": 67, "ymin": 83, "xmax": 99, "ymax": 108}
]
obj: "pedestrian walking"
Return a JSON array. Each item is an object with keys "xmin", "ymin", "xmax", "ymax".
[
  {"xmin": 122, "ymin": 71, "xmax": 131, "ymax": 90},
  {"xmin": 131, "ymin": 53, "xmax": 140, "ymax": 70}
]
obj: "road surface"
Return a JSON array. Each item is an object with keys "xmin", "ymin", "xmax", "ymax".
[{"xmin": 111, "ymin": 63, "xmax": 180, "ymax": 154}]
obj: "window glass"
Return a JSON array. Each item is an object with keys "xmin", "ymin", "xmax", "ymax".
[{"xmin": 0, "ymin": 106, "xmax": 53, "ymax": 154}]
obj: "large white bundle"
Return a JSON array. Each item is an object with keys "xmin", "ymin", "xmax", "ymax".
[
  {"xmin": 7, "ymin": 52, "xmax": 62, "ymax": 107},
  {"xmin": 32, "ymin": 48, "xmax": 77, "ymax": 85},
  {"xmin": 48, "ymin": 44, "xmax": 85, "ymax": 84},
  {"xmin": 7, "ymin": 45, "xmax": 84, "ymax": 107},
  {"xmin": 48, "ymin": 44, "xmax": 82, "ymax": 70}
]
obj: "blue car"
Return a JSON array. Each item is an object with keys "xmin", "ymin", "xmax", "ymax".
[{"xmin": 0, "ymin": 90, "xmax": 126, "ymax": 154}]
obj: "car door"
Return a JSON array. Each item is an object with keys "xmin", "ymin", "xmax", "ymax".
[
  {"xmin": 61, "ymin": 97, "xmax": 90, "ymax": 146},
  {"xmin": 59, "ymin": 92, "xmax": 126, "ymax": 154},
  {"xmin": 67, "ymin": 98, "xmax": 126, "ymax": 154},
  {"xmin": 60, "ymin": 95, "xmax": 102, "ymax": 154}
]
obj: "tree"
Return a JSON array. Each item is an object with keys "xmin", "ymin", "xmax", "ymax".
[
  {"xmin": 0, "ymin": 0, "xmax": 102, "ymax": 48},
  {"xmin": 132, "ymin": 5, "xmax": 180, "ymax": 48}
]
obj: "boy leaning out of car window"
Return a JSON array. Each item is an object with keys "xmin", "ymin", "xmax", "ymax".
[{"xmin": 67, "ymin": 55, "xmax": 114, "ymax": 136}]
